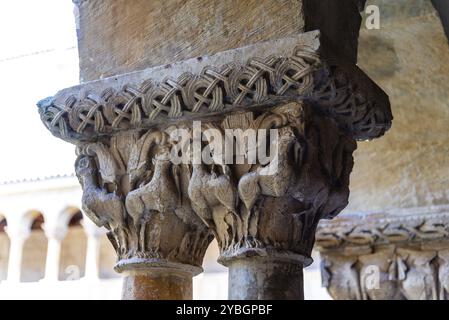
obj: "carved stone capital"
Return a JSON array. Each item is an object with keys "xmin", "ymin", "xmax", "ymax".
[
  {"xmin": 74, "ymin": 132, "xmax": 212, "ymax": 275},
  {"xmin": 38, "ymin": 32, "xmax": 391, "ymax": 144},
  {"xmin": 316, "ymin": 206, "xmax": 449, "ymax": 300},
  {"xmin": 37, "ymin": 31, "xmax": 391, "ymax": 298},
  {"xmin": 210, "ymin": 102, "xmax": 357, "ymax": 266}
]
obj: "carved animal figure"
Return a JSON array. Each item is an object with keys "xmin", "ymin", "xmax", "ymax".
[
  {"xmin": 84, "ymin": 142, "xmax": 120, "ymax": 189},
  {"xmin": 125, "ymin": 147, "xmax": 180, "ymax": 254},
  {"xmin": 75, "ymin": 155, "xmax": 128, "ymax": 255},
  {"xmin": 188, "ymin": 161, "xmax": 240, "ymax": 250},
  {"xmin": 359, "ymin": 249, "xmax": 405, "ymax": 300},
  {"xmin": 237, "ymin": 126, "xmax": 297, "ymax": 240},
  {"xmin": 127, "ymin": 131, "xmax": 167, "ymax": 188},
  {"xmin": 321, "ymin": 255, "xmax": 362, "ymax": 300},
  {"xmin": 397, "ymin": 249, "xmax": 438, "ymax": 300}
]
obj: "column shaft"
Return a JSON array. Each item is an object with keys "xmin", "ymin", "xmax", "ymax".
[
  {"xmin": 6, "ymin": 237, "xmax": 25, "ymax": 282},
  {"xmin": 122, "ymin": 270, "xmax": 193, "ymax": 300},
  {"xmin": 39, "ymin": 1, "xmax": 392, "ymax": 301},
  {"xmin": 228, "ymin": 258, "xmax": 304, "ymax": 300},
  {"xmin": 84, "ymin": 234, "xmax": 101, "ymax": 281},
  {"xmin": 44, "ymin": 236, "xmax": 62, "ymax": 281}
]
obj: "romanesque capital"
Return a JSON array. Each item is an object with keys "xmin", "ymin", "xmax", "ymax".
[
  {"xmin": 37, "ymin": 31, "xmax": 392, "ymax": 297},
  {"xmin": 74, "ymin": 131, "xmax": 212, "ymax": 275},
  {"xmin": 316, "ymin": 206, "xmax": 449, "ymax": 300},
  {"xmin": 212, "ymin": 101, "xmax": 357, "ymax": 267}
]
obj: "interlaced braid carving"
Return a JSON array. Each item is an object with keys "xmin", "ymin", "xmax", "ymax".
[
  {"xmin": 316, "ymin": 211, "xmax": 449, "ymax": 249},
  {"xmin": 310, "ymin": 66, "xmax": 391, "ymax": 140},
  {"xmin": 104, "ymin": 82, "xmax": 151, "ymax": 129},
  {"xmin": 38, "ymin": 45, "xmax": 391, "ymax": 142},
  {"xmin": 68, "ymin": 93, "xmax": 107, "ymax": 134},
  {"xmin": 274, "ymin": 47, "xmax": 318, "ymax": 95},
  {"xmin": 186, "ymin": 65, "xmax": 234, "ymax": 112}
]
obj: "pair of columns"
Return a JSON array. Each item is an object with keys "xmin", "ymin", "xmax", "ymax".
[
  {"xmin": 37, "ymin": 36, "xmax": 391, "ymax": 300},
  {"xmin": 4, "ymin": 218, "xmax": 103, "ymax": 283},
  {"xmin": 37, "ymin": 0, "xmax": 392, "ymax": 299}
]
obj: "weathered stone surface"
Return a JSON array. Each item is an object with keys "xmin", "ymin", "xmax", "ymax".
[
  {"xmin": 39, "ymin": 0, "xmax": 393, "ymax": 300},
  {"xmin": 75, "ymin": 0, "xmax": 368, "ymax": 82},
  {"xmin": 75, "ymin": 0, "xmax": 306, "ymax": 81},
  {"xmin": 227, "ymin": 258, "xmax": 304, "ymax": 300},
  {"xmin": 363, "ymin": 0, "xmax": 435, "ymax": 23},
  {"xmin": 38, "ymin": 33, "xmax": 392, "ymax": 144},
  {"xmin": 215, "ymin": 102, "xmax": 357, "ymax": 266},
  {"xmin": 346, "ymin": 1, "xmax": 449, "ymax": 212},
  {"xmin": 122, "ymin": 270, "xmax": 193, "ymax": 300},
  {"xmin": 316, "ymin": 205, "xmax": 449, "ymax": 300},
  {"xmin": 74, "ymin": 135, "xmax": 212, "ymax": 274},
  {"xmin": 314, "ymin": 1, "xmax": 449, "ymax": 300}
]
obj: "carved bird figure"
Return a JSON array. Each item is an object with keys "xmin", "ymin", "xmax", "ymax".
[
  {"xmin": 127, "ymin": 131, "xmax": 167, "ymax": 188},
  {"xmin": 237, "ymin": 126, "xmax": 297, "ymax": 242},
  {"xmin": 125, "ymin": 146, "xmax": 180, "ymax": 254},
  {"xmin": 75, "ymin": 155, "xmax": 128, "ymax": 255},
  {"xmin": 322, "ymin": 256, "xmax": 363, "ymax": 300},
  {"xmin": 188, "ymin": 161, "xmax": 240, "ymax": 250},
  {"xmin": 397, "ymin": 250, "xmax": 438, "ymax": 300}
]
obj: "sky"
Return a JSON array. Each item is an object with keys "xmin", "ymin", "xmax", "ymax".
[{"xmin": 0, "ymin": 0, "xmax": 80, "ymax": 182}]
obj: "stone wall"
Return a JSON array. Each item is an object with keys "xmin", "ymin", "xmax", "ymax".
[{"xmin": 346, "ymin": 0, "xmax": 449, "ymax": 212}]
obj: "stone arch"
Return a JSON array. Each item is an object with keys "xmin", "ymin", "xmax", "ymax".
[
  {"xmin": 59, "ymin": 207, "xmax": 87, "ymax": 281},
  {"xmin": 21, "ymin": 210, "xmax": 47, "ymax": 282},
  {"xmin": 0, "ymin": 213, "xmax": 9, "ymax": 281}
]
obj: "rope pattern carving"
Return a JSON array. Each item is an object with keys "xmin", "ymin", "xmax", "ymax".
[
  {"xmin": 316, "ymin": 212, "xmax": 449, "ymax": 248},
  {"xmin": 311, "ymin": 66, "xmax": 391, "ymax": 139},
  {"xmin": 38, "ymin": 45, "xmax": 391, "ymax": 142}
]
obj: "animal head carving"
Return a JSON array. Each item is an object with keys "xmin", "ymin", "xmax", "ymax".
[{"xmin": 75, "ymin": 155, "xmax": 97, "ymax": 180}]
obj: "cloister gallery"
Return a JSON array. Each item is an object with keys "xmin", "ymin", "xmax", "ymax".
[{"xmin": 0, "ymin": 0, "xmax": 448, "ymax": 300}]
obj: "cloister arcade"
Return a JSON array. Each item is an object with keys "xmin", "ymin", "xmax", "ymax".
[
  {"xmin": 0, "ymin": 176, "xmax": 118, "ymax": 285},
  {"xmin": 4, "ymin": 0, "xmax": 447, "ymax": 300},
  {"xmin": 0, "ymin": 175, "xmax": 325, "ymax": 299}
]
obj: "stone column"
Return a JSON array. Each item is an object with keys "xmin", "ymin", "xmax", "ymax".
[
  {"xmin": 5, "ymin": 224, "xmax": 30, "ymax": 283},
  {"xmin": 316, "ymin": 206, "xmax": 449, "ymax": 300},
  {"xmin": 38, "ymin": 0, "xmax": 391, "ymax": 299},
  {"xmin": 82, "ymin": 219, "xmax": 104, "ymax": 281},
  {"xmin": 227, "ymin": 258, "xmax": 305, "ymax": 300},
  {"xmin": 312, "ymin": 1, "xmax": 449, "ymax": 301},
  {"xmin": 43, "ymin": 224, "xmax": 68, "ymax": 282},
  {"xmin": 214, "ymin": 101, "xmax": 360, "ymax": 300},
  {"xmin": 122, "ymin": 268, "xmax": 194, "ymax": 300}
]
